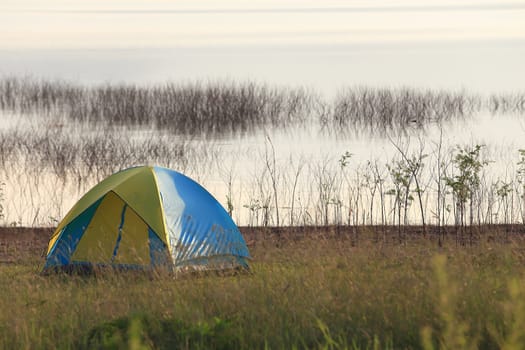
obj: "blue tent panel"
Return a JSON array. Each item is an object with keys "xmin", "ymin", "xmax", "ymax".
[
  {"xmin": 148, "ymin": 228, "xmax": 171, "ymax": 267},
  {"xmin": 153, "ymin": 166, "xmax": 250, "ymax": 267},
  {"xmin": 44, "ymin": 197, "xmax": 103, "ymax": 268}
]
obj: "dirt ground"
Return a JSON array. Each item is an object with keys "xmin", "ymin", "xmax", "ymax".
[{"xmin": 2, "ymin": 225, "xmax": 525, "ymax": 264}]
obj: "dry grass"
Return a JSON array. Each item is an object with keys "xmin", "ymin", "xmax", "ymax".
[{"xmin": 1, "ymin": 228, "xmax": 525, "ymax": 349}]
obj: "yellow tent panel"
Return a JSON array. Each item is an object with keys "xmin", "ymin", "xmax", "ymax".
[{"xmin": 72, "ymin": 192, "xmax": 124, "ymax": 263}]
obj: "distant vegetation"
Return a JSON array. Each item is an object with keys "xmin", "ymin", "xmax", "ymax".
[
  {"xmin": 0, "ymin": 77, "xmax": 314, "ymax": 137},
  {"xmin": 331, "ymin": 87, "xmax": 474, "ymax": 134},
  {"xmin": 0, "ymin": 77, "xmax": 523, "ymax": 137}
]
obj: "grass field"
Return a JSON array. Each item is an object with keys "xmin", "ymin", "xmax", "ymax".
[{"xmin": 1, "ymin": 226, "xmax": 525, "ymax": 349}]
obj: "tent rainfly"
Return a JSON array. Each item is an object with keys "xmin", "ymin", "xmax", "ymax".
[{"xmin": 42, "ymin": 166, "xmax": 250, "ymax": 272}]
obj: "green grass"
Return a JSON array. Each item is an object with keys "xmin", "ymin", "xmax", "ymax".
[{"xmin": 2, "ymin": 236, "xmax": 525, "ymax": 349}]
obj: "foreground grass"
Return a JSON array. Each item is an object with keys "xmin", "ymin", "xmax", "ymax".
[{"xmin": 2, "ymin": 236, "xmax": 525, "ymax": 349}]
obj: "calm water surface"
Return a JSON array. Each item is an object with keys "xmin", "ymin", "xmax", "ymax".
[{"xmin": 0, "ymin": 0, "xmax": 524, "ymax": 225}]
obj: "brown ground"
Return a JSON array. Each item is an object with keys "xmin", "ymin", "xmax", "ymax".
[{"xmin": 2, "ymin": 225, "xmax": 525, "ymax": 264}]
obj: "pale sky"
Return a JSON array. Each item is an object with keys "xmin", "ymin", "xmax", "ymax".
[
  {"xmin": 2, "ymin": 0, "xmax": 524, "ymax": 49},
  {"xmin": 1, "ymin": 0, "xmax": 524, "ymax": 93}
]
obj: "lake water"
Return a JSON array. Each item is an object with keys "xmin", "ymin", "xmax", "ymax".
[
  {"xmin": 0, "ymin": 0, "xmax": 524, "ymax": 227},
  {"xmin": 1, "ymin": 105, "xmax": 524, "ymax": 227}
]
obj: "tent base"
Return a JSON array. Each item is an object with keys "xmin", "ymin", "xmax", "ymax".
[
  {"xmin": 41, "ymin": 262, "xmax": 250, "ymax": 277},
  {"xmin": 41, "ymin": 263, "xmax": 173, "ymax": 276}
]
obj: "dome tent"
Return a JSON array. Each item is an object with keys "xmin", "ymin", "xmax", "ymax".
[{"xmin": 43, "ymin": 166, "xmax": 250, "ymax": 273}]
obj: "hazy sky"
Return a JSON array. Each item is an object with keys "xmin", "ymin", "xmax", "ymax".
[{"xmin": 1, "ymin": 0, "xmax": 524, "ymax": 93}]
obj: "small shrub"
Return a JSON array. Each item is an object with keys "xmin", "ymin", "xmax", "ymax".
[{"xmin": 82, "ymin": 314, "xmax": 239, "ymax": 350}]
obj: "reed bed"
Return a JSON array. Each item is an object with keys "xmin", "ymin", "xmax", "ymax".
[
  {"xmin": 1, "ymin": 77, "xmax": 523, "ymax": 137},
  {"xmin": 489, "ymin": 92, "xmax": 525, "ymax": 114},
  {"xmin": 0, "ymin": 128, "xmax": 186, "ymax": 183},
  {"xmin": 3, "ymin": 119, "xmax": 525, "ymax": 237},
  {"xmin": 0, "ymin": 77, "xmax": 314, "ymax": 137},
  {"xmin": 330, "ymin": 87, "xmax": 476, "ymax": 134}
]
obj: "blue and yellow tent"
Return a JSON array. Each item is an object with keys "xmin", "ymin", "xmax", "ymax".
[{"xmin": 43, "ymin": 166, "xmax": 250, "ymax": 272}]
